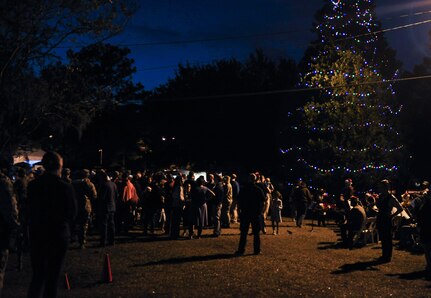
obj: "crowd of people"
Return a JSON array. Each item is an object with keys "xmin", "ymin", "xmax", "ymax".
[
  {"xmin": 292, "ymin": 178, "xmax": 431, "ymax": 273},
  {"xmin": 1, "ymin": 151, "xmax": 431, "ymax": 297}
]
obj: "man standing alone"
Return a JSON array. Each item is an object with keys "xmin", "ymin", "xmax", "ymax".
[
  {"xmin": 292, "ymin": 180, "xmax": 312, "ymax": 228},
  {"xmin": 235, "ymin": 174, "xmax": 266, "ymax": 256},
  {"xmin": 376, "ymin": 179, "xmax": 402, "ymax": 263}
]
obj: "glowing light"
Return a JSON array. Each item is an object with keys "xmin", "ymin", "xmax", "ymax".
[
  {"xmin": 297, "ymin": 159, "xmax": 399, "ymax": 174},
  {"xmin": 282, "ymin": 0, "xmax": 403, "ymax": 178}
]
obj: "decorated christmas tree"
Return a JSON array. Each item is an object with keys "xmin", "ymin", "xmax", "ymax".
[{"xmin": 281, "ymin": 0, "xmax": 405, "ymax": 191}]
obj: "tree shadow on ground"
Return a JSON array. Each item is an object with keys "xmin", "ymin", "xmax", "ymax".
[
  {"xmin": 386, "ymin": 270, "xmax": 427, "ymax": 280},
  {"xmin": 132, "ymin": 253, "xmax": 242, "ymax": 267},
  {"xmin": 331, "ymin": 260, "xmax": 381, "ymax": 274}
]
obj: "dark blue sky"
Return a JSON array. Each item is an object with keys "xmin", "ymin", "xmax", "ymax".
[{"xmin": 106, "ymin": 0, "xmax": 431, "ymax": 90}]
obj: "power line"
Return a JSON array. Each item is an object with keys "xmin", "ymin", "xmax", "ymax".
[
  {"xmin": 338, "ymin": 19, "xmax": 431, "ymax": 41},
  {"xmin": 135, "ymin": 18, "xmax": 431, "ymax": 73},
  {"xmin": 386, "ymin": 9, "xmax": 431, "ymax": 20},
  {"xmin": 150, "ymin": 74, "xmax": 431, "ymax": 102},
  {"xmin": 56, "ymin": 9, "xmax": 431, "ymax": 49},
  {"xmin": 111, "ymin": 18, "xmax": 431, "ymax": 47}
]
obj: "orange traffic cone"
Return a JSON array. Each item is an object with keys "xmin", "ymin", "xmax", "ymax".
[
  {"xmin": 102, "ymin": 253, "xmax": 113, "ymax": 283},
  {"xmin": 64, "ymin": 273, "xmax": 71, "ymax": 290}
]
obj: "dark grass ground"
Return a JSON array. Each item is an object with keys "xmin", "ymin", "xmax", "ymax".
[{"xmin": 3, "ymin": 219, "xmax": 431, "ymax": 297}]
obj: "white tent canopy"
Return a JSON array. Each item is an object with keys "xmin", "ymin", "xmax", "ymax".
[{"xmin": 13, "ymin": 149, "xmax": 45, "ymax": 166}]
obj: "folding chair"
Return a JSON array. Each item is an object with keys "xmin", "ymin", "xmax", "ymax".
[{"xmin": 362, "ymin": 217, "xmax": 379, "ymax": 244}]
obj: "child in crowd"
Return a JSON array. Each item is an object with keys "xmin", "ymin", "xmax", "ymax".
[{"xmin": 271, "ymin": 191, "xmax": 283, "ymax": 235}]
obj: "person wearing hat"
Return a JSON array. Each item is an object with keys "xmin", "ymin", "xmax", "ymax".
[
  {"xmin": 375, "ymin": 179, "xmax": 403, "ymax": 263},
  {"xmin": 0, "ymin": 156, "xmax": 19, "ymax": 296}
]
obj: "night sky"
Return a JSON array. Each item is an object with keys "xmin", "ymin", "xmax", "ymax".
[{"xmin": 105, "ymin": 0, "xmax": 431, "ymax": 90}]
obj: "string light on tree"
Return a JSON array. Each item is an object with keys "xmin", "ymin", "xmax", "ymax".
[
  {"xmin": 282, "ymin": 0, "xmax": 405, "ymax": 191},
  {"xmin": 288, "ymin": 104, "xmax": 403, "ymax": 116},
  {"xmin": 280, "ymin": 144, "xmax": 404, "ymax": 154},
  {"xmin": 297, "ymin": 159, "xmax": 399, "ymax": 174}
]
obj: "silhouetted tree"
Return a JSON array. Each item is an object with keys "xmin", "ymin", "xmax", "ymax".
[
  {"xmin": 148, "ymin": 50, "xmax": 300, "ymax": 172},
  {"xmin": 0, "ymin": 0, "xmax": 136, "ymax": 156}
]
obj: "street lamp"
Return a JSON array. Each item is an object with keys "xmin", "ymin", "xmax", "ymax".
[
  {"xmin": 47, "ymin": 134, "xmax": 54, "ymax": 150},
  {"xmin": 98, "ymin": 149, "xmax": 103, "ymax": 166}
]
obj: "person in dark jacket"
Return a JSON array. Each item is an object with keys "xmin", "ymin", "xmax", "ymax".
[
  {"xmin": 170, "ymin": 175, "xmax": 185, "ymax": 239},
  {"xmin": 0, "ymin": 157, "xmax": 19, "ymax": 296},
  {"xmin": 189, "ymin": 177, "xmax": 214, "ymax": 238},
  {"xmin": 143, "ymin": 176, "xmax": 164, "ymax": 236},
  {"xmin": 235, "ymin": 173, "xmax": 266, "ymax": 255},
  {"xmin": 27, "ymin": 151, "xmax": 76, "ymax": 298},
  {"xmin": 181, "ymin": 172, "xmax": 195, "ymax": 237},
  {"xmin": 97, "ymin": 170, "xmax": 118, "ymax": 247},
  {"xmin": 376, "ymin": 179, "xmax": 403, "ymax": 263},
  {"xmin": 292, "ymin": 180, "xmax": 312, "ymax": 227}
]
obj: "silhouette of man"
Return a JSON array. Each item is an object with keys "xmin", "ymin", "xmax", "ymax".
[
  {"xmin": 27, "ymin": 152, "xmax": 76, "ymax": 298},
  {"xmin": 235, "ymin": 173, "xmax": 266, "ymax": 255},
  {"xmin": 376, "ymin": 179, "xmax": 402, "ymax": 263}
]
